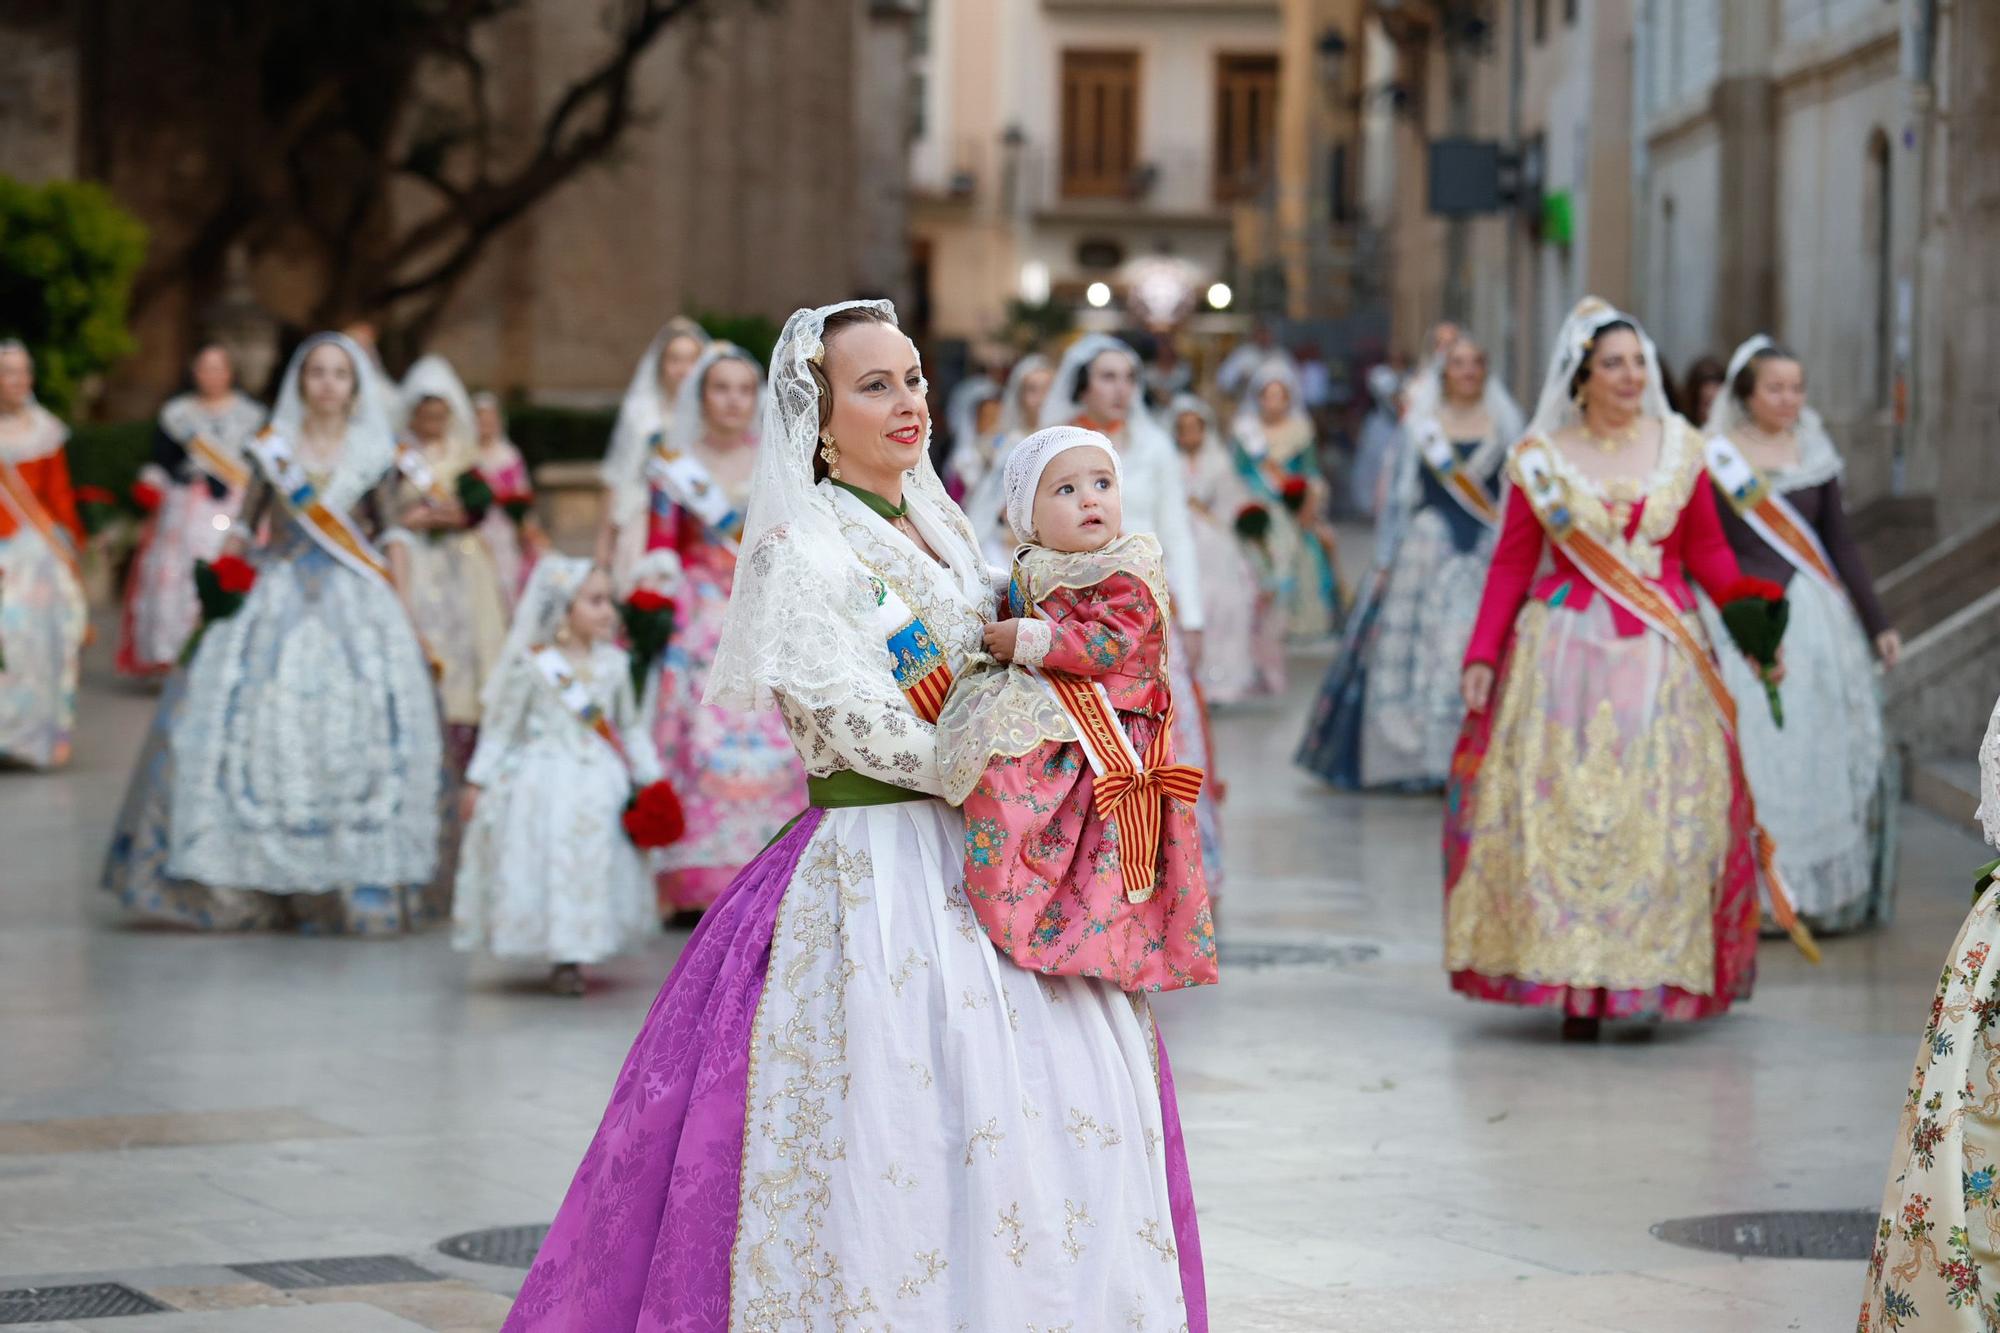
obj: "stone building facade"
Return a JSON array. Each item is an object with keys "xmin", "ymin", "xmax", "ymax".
[{"xmin": 0, "ymin": 0, "xmax": 917, "ymax": 410}]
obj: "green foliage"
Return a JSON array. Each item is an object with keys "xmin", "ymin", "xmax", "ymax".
[
  {"xmin": 1003, "ymin": 298, "xmax": 1073, "ymax": 351},
  {"xmin": 504, "ymin": 403, "xmax": 617, "ymax": 468},
  {"xmin": 67, "ymin": 419, "xmax": 154, "ymax": 506},
  {"xmin": 0, "ymin": 177, "xmax": 147, "ymax": 415},
  {"xmin": 689, "ymin": 309, "xmax": 782, "ymax": 367}
]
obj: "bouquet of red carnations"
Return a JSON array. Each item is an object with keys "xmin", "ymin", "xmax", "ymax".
[
  {"xmin": 75, "ymin": 484, "xmax": 125, "ymax": 537},
  {"xmin": 181, "ymin": 555, "xmax": 257, "ymax": 664},
  {"xmin": 1279, "ymin": 475, "xmax": 1310, "ymax": 514},
  {"xmin": 1717, "ymin": 575, "xmax": 1789, "ymax": 727},
  {"xmin": 622, "ymin": 779, "xmax": 687, "ymax": 849},
  {"xmin": 1233, "ymin": 502, "xmax": 1272, "ymax": 543},
  {"xmin": 497, "ymin": 491, "xmax": 535, "ymax": 525},
  {"xmin": 619, "ymin": 588, "xmax": 676, "ymax": 697}
]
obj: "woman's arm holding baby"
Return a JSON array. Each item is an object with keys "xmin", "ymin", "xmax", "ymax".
[{"xmin": 983, "ymin": 573, "xmax": 1157, "ymax": 674}]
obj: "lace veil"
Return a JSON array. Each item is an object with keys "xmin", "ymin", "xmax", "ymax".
[
  {"xmin": 1704, "ymin": 334, "xmax": 1843, "ymax": 488},
  {"xmin": 1038, "ymin": 333, "xmax": 1174, "ymax": 460},
  {"xmin": 666, "ymin": 341, "xmax": 765, "ymax": 454},
  {"xmin": 483, "ymin": 553, "xmax": 595, "ymax": 712},
  {"xmin": 1524, "ymin": 297, "xmax": 1674, "ymax": 440},
  {"xmin": 268, "ymin": 330, "xmax": 398, "ymax": 509},
  {"xmin": 996, "ymin": 353, "xmax": 1052, "ymax": 443},
  {"xmin": 705, "ymin": 299, "xmax": 958, "ymax": 714},
  {"xmin": 602, "ymin": 318, "xmax": 712, "ymax": 527},
  {"xmin": 399, "ymin": 355, "xmax": 476, "ymax": 442}
]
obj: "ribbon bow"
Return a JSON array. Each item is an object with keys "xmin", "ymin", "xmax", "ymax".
[{"xmin": 1093, "ymin": 761, "xmax": 1206, "ymax": 904}]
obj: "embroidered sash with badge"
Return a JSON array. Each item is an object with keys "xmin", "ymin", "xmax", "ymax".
[
  {"xmin": 1413, "ymin": 415, "xmax": 1501, "ymax": 527},
  {"xmin": 645, "ymin": 432, "xmax": 743, "ymax": 548},
  {"xmin": 1702, "ymin": 434, "xmax": 1843, "ymax": 596}
]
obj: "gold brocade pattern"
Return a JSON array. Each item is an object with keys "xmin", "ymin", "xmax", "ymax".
[
  {"xmin": 734, "ymin": 832, "xmax": 872, "ymax": 1329},
  {"xmin": 1445, "ymin": 601, "xmax": 1731, "ymax": 993}
]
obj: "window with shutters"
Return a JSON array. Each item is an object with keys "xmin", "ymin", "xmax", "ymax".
[
  {"xmin": 1213, "ymin": 53, "xmax": 1279, "ymax": 204},
  {"xmin": 1060, "ymin": 50, "xmax": 1141, "ymax": 199}
]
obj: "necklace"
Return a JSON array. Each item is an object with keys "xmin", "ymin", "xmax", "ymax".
[{"xmin": 1580, "ymin": 411, "xmax": 1640, "ymax": 453}]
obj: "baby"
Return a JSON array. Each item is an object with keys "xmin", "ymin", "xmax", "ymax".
[{"xmin": 938, "ymin": 426, "xmax": 1217, "ymax": 992}]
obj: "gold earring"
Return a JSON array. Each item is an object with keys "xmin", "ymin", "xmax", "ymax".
[{"xmin": 820, "ymin": 432, "xmax": 842, "ymax": 480}]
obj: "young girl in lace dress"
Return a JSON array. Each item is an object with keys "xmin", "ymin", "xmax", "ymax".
[
  {"xmin": 938, "ymin": 426, "xmax": 1217, "ymax": 992},
  {"xmin": 454, "ymin": 556, "xmax": 663, "ymax": 996}
]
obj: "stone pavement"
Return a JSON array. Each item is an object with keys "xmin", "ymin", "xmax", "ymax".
[{"xmin": 0, "ymin": 632, "xmax": 1987, "ymax": 1332}]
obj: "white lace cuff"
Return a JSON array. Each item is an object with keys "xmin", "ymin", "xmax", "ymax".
[{"xmin": 1013, "ymin": 618, "xmax": 1052, "ymax": 668}]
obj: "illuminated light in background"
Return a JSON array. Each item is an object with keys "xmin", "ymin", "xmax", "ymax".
[
  {"xmin": 1085, "ymin": 281, "xmax": 1112, "ymax": 309},
  {"xmin": 211, "ymin": 515, "xmax": 231, "ymax": 531},
  {"xmin": 1019, "ymin": 260, "xmax": 1051, "ymax": 305},
  {"xmin": 1207, "ymin": 282, "xmax": 1234, "ymax": 310}
]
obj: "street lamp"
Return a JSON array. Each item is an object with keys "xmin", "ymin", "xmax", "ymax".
[
  {"xmin": 1085, "ymin": 281, "xmax": 1112, "ymax": 309},
  {"xmin": 1207, "ymin": 282, "xmax": 1233, "ymax": 311}
]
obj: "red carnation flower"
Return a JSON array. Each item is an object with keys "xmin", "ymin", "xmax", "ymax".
[
  {"xmin": 131, "ymin": 480, "xmax": 165, "ymax": 512},
  {"xmin": 627, "ymin": 588, "xmax": 674, "ymax": 614},
  {"xmin": 1280, "ymin": 475, "xmax": 1309, "ymax": 500},
  {"xmin": 209, "ymin": 554, "xmax": 258, "ymax": 596},
  {"xmin": 622, "ymin": 780, "xmax": 686, "ymax": 849},
  {"xmin": 76, "ymin": 484, "xmax": 120, "ymax": 507},
  {"xmin": 1722, "ymin": 575, "xmax": 1786, "ymax": 604}
]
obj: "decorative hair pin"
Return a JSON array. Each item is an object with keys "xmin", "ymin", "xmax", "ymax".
[{"xmin": 807, "ymin": 341, "xmax": 826, "ymax": 367}]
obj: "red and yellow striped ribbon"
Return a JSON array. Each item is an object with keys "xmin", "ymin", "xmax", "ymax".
[{"xmin": 1046, "ymin": 674, "xmax": 1204, "ymax": 903}]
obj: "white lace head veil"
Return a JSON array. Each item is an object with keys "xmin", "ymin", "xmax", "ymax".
[
  {"xmin": 603, "ymin": 317, "xmax": 713, "ymax": 525},
  {"xmin": 1233, "ymin": 355, "xmax": 1310, "ymax": 446},
  {"xmin": 944, "ymin": 377, "xmax": 1002, "ymax": 481},
  {"xmin": 1039, "ymin": 333, "xmax": 1176, "ymax": 457},
  {"xmin": 1706, "ymin": 333, "xmax": 1840, "ymax": 479},
  {"xmin": 1524, "ymin": 296, "xmax": 1673, "ymax": 440},
  {"xmin": 705, "ymin": 299, "xmax": 962, "ymax": 714},
  {"xmin": 995, "ymin": 353, "xmax": 1052, "ymax": 443},
  {"xmin": 1003, "ymin": 425, "xmax": 1124, "ymax": 543},
  {"xmin": 485, "ymin": 553, "xmax": 598, "ymax": 711},
  {"xmin": 269, "ymin": 330, "xmax": 398, "ymax": 505},
  {"xmin": 398, "ymin": 353, "xmax": 477, "ymax": 455},
  {"xmin": 666, "ymin": 341, "xmax": 765, "ymax": 453}
]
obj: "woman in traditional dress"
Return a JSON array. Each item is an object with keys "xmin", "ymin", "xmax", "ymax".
[
  {"xmin": 118, "ymin": 343, "xmax": 265, "ymax": 677},
  {"xmin": 102, "ymin": 332, "xmax": 444, "ymax": 933},
  {"xmin": 389, "ymin": 354, "xmax": 510, "ymax": 767},
  {"xmin": 1699, "ymin": 336, "xmax": 1901, "ymax": 932},
  {"xmin": 964, "ymin": 351, "xmax": 1054, "ymax": 562},
  {"xmin": 499, "ymin": 299, "xmax": 1206, "ymax": 1332},
  {"xmin": 1233, "ymin": 358, "xmax": 1342, "ymax": 641},
  {"xmin": 471, "ymin": 390, "xmax": 540, "ymax": 602},
  {"xmin": 1444, "ymin": 298, "xmax": 1774, "ymax": 1040},
  {"xmin": 600, "ymin": 317, "xmax": 710, "ymax": 586},
  {"xmin": 1169, "ymin": 392, "xmax": 1273, "ymax": 703},
  {"xmin": 1858, "ymin": 691, "xmax": 2000, "ymax": 1332},
  {"xmin": 0, "ymin": 340, "xmax": 87, "ymax": 768},
  {"xmin": 1350, "ymin": 363, "xmax": 1404, "ymax": 519},
  {"xmin": 638, "ymin": 341, "xmax": 805, "ymax": 917},
  {"xmin": 1298, "ymin": 335, "xmax": 1521, "ymax": 789},
  {"xmin": 1040, "ymin": 335, "xmax": 1224, "ymax": 892}
]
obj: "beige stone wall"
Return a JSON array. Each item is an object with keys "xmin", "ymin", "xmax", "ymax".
[{"xmin": 427, "ymin": 0, "xmax": 915, "ymax": 402}]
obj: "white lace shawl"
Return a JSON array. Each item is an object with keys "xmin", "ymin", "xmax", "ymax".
[
  {"xmin": 704, "ymin": 300, "xmax": 983, "ymax": 717},
  {"xmin": 1979, "ymin": 690, "xmax": 2000, "ymax": 850}
]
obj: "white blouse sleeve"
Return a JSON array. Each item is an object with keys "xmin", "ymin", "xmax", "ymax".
[
  {"xmin": 775, "ymin": 693, "xmax": 943, "ymax": 797},
  {"xmin": 465, "ymin": 657, "xmax": 533, "ymax": 788}
]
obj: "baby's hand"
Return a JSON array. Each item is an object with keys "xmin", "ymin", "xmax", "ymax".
[{"xmin": 983, "ymin": 618, "xmax": 1023, "ymax": 663}]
